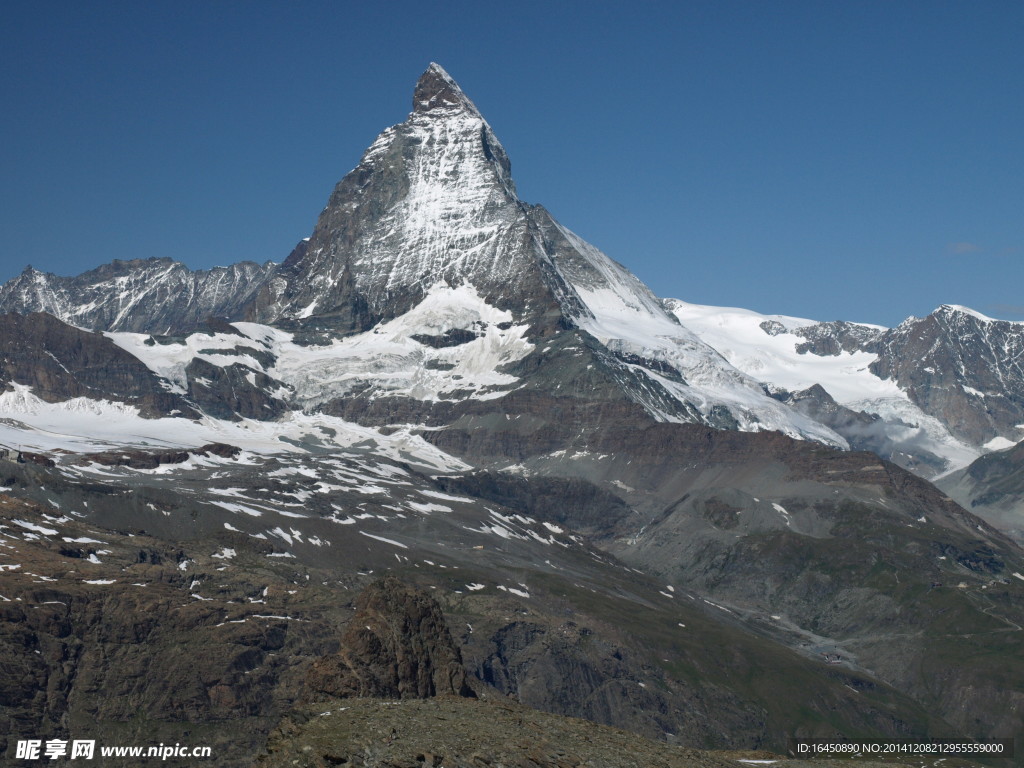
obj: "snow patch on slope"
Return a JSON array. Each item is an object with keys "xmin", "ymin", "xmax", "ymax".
[
  {"xmin": 261, "ymin": 283, "xmax": 533, "ymax": 407},
  {"xmin": 668, "ymin": 301, "xmax": 893, "ymax": 402},
  {"xmin": 0, "ymin": 384, "xmax": 466, "ymax": 473},
  {"xmin": 105, "ymin": 330, "xmax": 270, "ymax": 392}
]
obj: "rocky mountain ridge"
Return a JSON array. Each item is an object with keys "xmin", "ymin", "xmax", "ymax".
[
  {"xmin": 0, "ymin": 258, "xmax": 273, "ymax": 334},
  {"xmin": 669, "ymin": 300, "xmax": 1024, "ymax": 480},
  {"xmin": 938, "ymin": 439, "xmax": 1024, "ymax": 541}
]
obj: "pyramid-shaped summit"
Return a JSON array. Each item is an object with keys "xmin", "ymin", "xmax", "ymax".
[
  {"xmin": 245, "ymin": 63, "xmax": 669, "ymax": 336},
  {"xmin": 413, "ymin": 62, "xmax": 480, "ymax": 114}
]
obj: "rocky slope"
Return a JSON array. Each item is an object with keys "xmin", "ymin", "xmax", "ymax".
[
  {"xmin": 258, "ymin": 579, "xmax": 971, "ymax": 768},
  {"xmin": 260, "ymin": 694, "xmax": 746, "ymax": 768},
  {"xmin": 870, "ymin": 305, "xmax": 1024, "ymax": 447},
  {"xmin": 261, "ymin": 578, "xmax": 766, "ymax": 768},
  {"xmin": 0, "ymin": 445, "xmax": 969, "ymax": 765},
  {"xmin": 429, "ymin": 422, "xmax": 1024, "ymax": 742},
  {"xmin": 0, "ymin": 312, "xmax": 198, "ymax": 417},
  {"xmin": 937, "ymin": 441, "xmax": 1024, "ymax": 541},
  {"xmin": 0, "ymin": 489, "xmax": 354, "ymax": 767}
]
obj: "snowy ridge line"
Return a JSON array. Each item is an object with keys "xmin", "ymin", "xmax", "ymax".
[
  {"xmin": 666, "ymin": 300, "xmax": 982, "ymax": 472},
  {"xmin": 0, "ymin": 259, "xmax": 274, "ymax": 333},
  {"xmin": 549, "ymin": 222, "xmax": 849, "ymax": 445}
]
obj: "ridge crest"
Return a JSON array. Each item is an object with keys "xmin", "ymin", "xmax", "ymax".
[{"xmin": 413, "ymin": 62, "xmax": 479, "ymax": 115}]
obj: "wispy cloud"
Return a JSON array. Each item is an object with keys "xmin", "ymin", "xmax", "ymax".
[
  {"xmin": 947, "ymin": 241, "xmax": 981, "ymax": 255},
  {"xmin": 987, "ymin": 304, "xmax": 1024, "ymax": 317}
]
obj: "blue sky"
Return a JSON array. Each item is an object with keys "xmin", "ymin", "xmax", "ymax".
[{"xmin": 1, "ymin": 1, "xmax": 1021, "ymax": 327}]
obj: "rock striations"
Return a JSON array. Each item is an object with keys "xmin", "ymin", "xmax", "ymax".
[
  {"xmin": 869, "ymin": 305, "xmax": 1024, "ymax": 446},
  {"xmin": 305, "ymin": 576, "xmax": 474, "ymax": 700},
  {"xmin": 247, "ymin": 61, "xmax": 565, "ymax": 330},
  {"xmin": 0, "ymin": 259, "xmax": 272, "ymax": 334}
]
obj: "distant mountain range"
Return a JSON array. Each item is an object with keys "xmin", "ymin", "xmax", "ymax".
[{"xmin": 1, "ymin": 63, "xmax": 1022, "ymax": 764}]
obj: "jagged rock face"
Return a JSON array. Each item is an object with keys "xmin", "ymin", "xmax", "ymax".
[
  {"xmin": 305, "ymin": 576, "xmax": 473, "ymax": 700},
  {"xmin": 792, "ymin": 321, "xmax": 883, "ymax": 356},
  {"xmin": 793, "ymin": 307, "xmax": 1024, "ymax": 447},
  {"xmin": 0, "ymin": 259, "xmax": 273, "ymax": 334},
  {"xmin": 246, "ymin": 63, "xmax": 564, "ymax": 332},
  {"xmin": 0, "ymin": 312, "xmax": 197, "ymax": 417},
  {"xmin": 868, "ymin": 306, "xmax": 1024, "ymax": 445},
  {"xmin": 184, "ymin": 358, "xmax": 290, "ymax": 421}
]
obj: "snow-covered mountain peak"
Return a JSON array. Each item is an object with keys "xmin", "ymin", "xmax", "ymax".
[
  {"xmin": 933, "ymin": 303, "xmax": 1022, "ymax": 325},
  {"xmin": 887, "ymin": 304, "xmax": 1023, "ymax": 338},
  {"xmin": 6, "ymin": 63, "xmax": 1019, "ymax": 473},
  {"xmin": 405, "ymin": 62, "xmax": 514, "ymax": 195},
  {"xmin": 414, "ymin": 62, "xmax": 480, "ymax": 115},
  {"xmin": 246, "ymin": 65, "xmax": 540, "ymax": 327}
]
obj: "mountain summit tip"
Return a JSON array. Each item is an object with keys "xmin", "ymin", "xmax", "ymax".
[{"xmin": 413, "ymin": 62, "xmax": 478, "ymax": 115}]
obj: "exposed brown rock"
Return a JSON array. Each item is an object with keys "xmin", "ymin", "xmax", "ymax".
[
  {"xmin": 305, "ymin": 576, "xmax": 473, "ymax": 700},
  {"xmin": 77, "ymin": 442, "xmax": 241, "ymax": 469}
]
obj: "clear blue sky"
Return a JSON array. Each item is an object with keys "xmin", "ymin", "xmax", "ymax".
[{"xmin": 2, "ymin": 1, "xmax": 1021, "ymax": 327}]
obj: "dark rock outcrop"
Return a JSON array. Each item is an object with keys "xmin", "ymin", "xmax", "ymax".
[
  {"xmin": 0, "ymin": 312, "xmax": 198, "ymax": 418},
  {"xmin": 185, "ymin": 358, "xmax": 290, "ymax": 421},
  {"xmin": 869, "ymin": 306, "xmax": 1024, "ymax": 445},
  {"xmin": 793, "ymin": 320, "xmax": 883, "ymax": 356},
  {"xmin": 77, "ymin": 442, "xmax": 240, "ymax": 470},
  {"xmin": 305, "ymin": 576, "xmax": 474, "ymax": 700}
]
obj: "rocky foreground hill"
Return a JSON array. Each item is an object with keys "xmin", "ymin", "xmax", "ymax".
[{"xmin": 260, "ymin": 579, "xmax": 981, "ymax": 768}]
